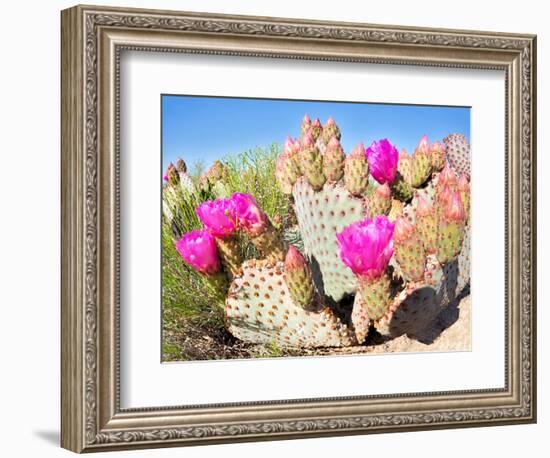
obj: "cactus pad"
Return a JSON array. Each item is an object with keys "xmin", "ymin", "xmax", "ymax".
[
  {"xmin": 357, "ymin": 274, "xmax": 392, "ymax": 321},
  {"xmin": 444, "ymin": 133, "xmax": 470, "ymax": 179},
  {"xmin": 394, "ymin": 233, "xmax": 426, "ymax": 282},
  {"xmin": 293, "ymin": 177, "xmax": 367, "ymax": 301},
  {"xmin": 391, "ymin": 172, "xmax": 414, "ymax": 202},
  {"xmin": 226, "ymin": 260, "xmax": 357, "ymax": 348}
]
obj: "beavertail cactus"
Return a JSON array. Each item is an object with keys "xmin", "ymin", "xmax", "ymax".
[
  {"xmin": 323, "ymin": 137, "xmax": 346, "ymax": 182},
  {"xmin": 321, "ymin": 117, "xmax": 341, "ymax": 145},
  {"xmin": 367, "ymin": 183, "xmax": 392, "ymax": 217},
  {"xmin": 307, "ymin": 118, "xmax": 323, "ymax": 142},
  {"xmin": 344, "ymin": 143, "xmax": 369, "ymax": 196},
  {"xmin": 393, "ymin": 216, "xmax": 426, "ymax": 282},
  {"xmin": 430, "ymin": 141, "xmax": 446, "ymax": 171},
  {"xmin": 415, "ymin": 196, "xmax": 438, "ymax": 254},
  {"xmin": 293, "ymin": 177, "xmax": 367, "ymax": 301},
  {"xmin": 410, "ymin": 135, "xmax": 433, "ymax": 188},
  {"xmin": 168, "ymin": 115, "xmax": 471, "ymax": 350},
  {"xmin": 337, "ymin": 216, "xmax": 394, "ymax": 341},
  {"xmin": 276, "ymin": 137, "xmax": 302, "ymax": 194},
  {"xmin": 444, "ymin": 133, "xmax": 470, "ymax": 179},
  {"xmin": 284, "ymin": 245, "xmax": 315, "ymax": 308},
  {"xmin": 392, "ymin": 150, "xmax": 414, "ymax": 202},
  {"xmin": 436, "ymin": 190, "xmax": 466, "ymax": 264},
  {"xmin": 397, "ymin": 149, "xmax": 412, "ymax": 184},
  {"xmin": 458, "ymin": 174, "xmax": 471, "ymax": 222},
  {"xmin": 299, "ymin": 132, "xmax": 325, "ymax": 191},
  {"xmin": 225, "ymin": 260, "xmax": 356, "ymax": 347}
]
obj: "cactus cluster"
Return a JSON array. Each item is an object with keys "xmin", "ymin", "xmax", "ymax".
[{"xmin": 166, "ymin": 116, "xmax": 471, "ymax": 350}]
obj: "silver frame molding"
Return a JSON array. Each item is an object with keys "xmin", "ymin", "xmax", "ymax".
[{"xmin": 61, "ymin": 4, "xmax": 537, "ymax": 453}]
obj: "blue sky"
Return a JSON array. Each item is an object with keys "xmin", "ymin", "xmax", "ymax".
[{"xmin": 162, "ymin": 95, "xmax": 470, "ymax": 173}]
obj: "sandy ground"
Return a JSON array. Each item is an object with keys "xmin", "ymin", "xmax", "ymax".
[
  {"xmin": 163, "ymin": 295, "xmax": 471, "ymax": 361},
  {"xmin": 362, "ymin": 294, "xmax": 470, "ymax": 354}
]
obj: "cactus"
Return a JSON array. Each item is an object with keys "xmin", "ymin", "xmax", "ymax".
[
  {"xmin": 225, "ymin": 260, "xmax": 356, "ymax": 348},
  {"xmin": 444, "ymin": 133, "xmax": 470, "ymax": 179},
  {"xmin": 323, "ymin": 137, "xmax": 346, "ymax": 182},
  {"xmin": 284, "ymin": 245, "xmax": 315, "ymax": 308},
  {"xmin": 299, "ymin": 132, "xmax": 325, "ymax": 191},
  {"xmin": 293, "ymin": 177, "xmax": 367, "ymax": 301},
  {"xmin": 367, "ymin": 183, "xmax": 392, "ymax": 217},
  {"xmin": 168, "ymin": 115, "xmax": 471, "ymax": 350},
  {"xmin": 430, "ymin": 141, "xmax": 447, "ymax": 171},
  {"xmin": 393, "ymin": 216, "xmax": 426, "ymax": 282},
  {"xmin": 308, "ymin": 118, "xmax": 323, "ymax": 142},
  {"xmin": 321, "ymin": 117, "xmax": 341, "ymax": 145},
  {"xmin": 414, "ymin": 196, "xmax": 437, "ymax": 253},
  {"xmin": 344, "ymin": 143, "xmax": 369, "ymax": 196},
  {"xmin": 410, "ymin": 136, "xmax": 433, "ymax": 188},
  {"xmin": 436, "ymin": 191, "xmax": 466, "ymax": 264}
]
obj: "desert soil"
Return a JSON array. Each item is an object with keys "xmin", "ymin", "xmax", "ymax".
[{"xmin": 163, "ymin": 294, "xmax": 471, "ymax": 361}]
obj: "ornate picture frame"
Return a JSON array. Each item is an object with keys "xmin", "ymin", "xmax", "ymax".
[{"xmin": 61, "ymin": 4, "xmax": 536, "ymax": 453}]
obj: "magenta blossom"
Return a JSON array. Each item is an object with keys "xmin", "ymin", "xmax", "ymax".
[
  {"xmin": 175, "ymin": 229, "xmax": 220, "ymax": 275},
  {"xmin": 231, "ymin": 193, "xmax": 267, "ymax": 237},
  {"xmin": 365, "ymin": 139, "xmax": 399, "ymax": 184},
  {"xmin": 195, "ymin": 198, "xmax": 238, "ymax": 238},
  {"xmin": 336, "ymin": 215, "xmax": 395, "ymax": 281},
  {"xmin": 163, "ymin": 174, "xmax": 169, "ymax": 182}
]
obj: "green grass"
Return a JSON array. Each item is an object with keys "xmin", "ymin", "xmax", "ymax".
[
  {"xmin": 220, "ymin": 143, "xmax": 289, "ymax": 222},
  {"xmin": 162, "ymin": 143, "xmax": 292, "ymax": 360}
]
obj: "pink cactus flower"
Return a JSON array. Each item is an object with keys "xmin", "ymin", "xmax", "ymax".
[
  {"xmin": 284, "ymin": 245, "xmax": 307, "ymax": 271},
  {"xmin": 336, "ymin": 215, "xmax": 395, "ymax": 281},
  {"xmin": 394, "ymin": 216, "xmax": 414, "ymax": 243},
  {"xmin": 302, "ymin": 114, "xmax": 311, "ymax": 125},
  {"xmin": 444, "ymin": 191, "xmax": 466, "ymax": 222},
  {"xmin": 230, "ymin": 193, "xmax": 267, "ymax": 237},
  {"xmin": 163, "ymin": 174, "xmax": 169, "ymax": 182},
  {"xmin": 365, "ymin": 139, "xmax": 399, "ymax": 184},
  {"xmin": 175, "ymin": 229, "xmax": 220, "ymax": 275},
  {"xmin": 195, "ymin": 198, "xmax": 238, "ymax": 238},
  {"xmin": 312, "ymin": 118, "xmax": 322, "ymax": 128}
]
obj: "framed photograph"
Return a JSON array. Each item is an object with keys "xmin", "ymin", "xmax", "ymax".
[{"xmin": 61, "ymin": 4, "xmax": 537, "ymax": 453}]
